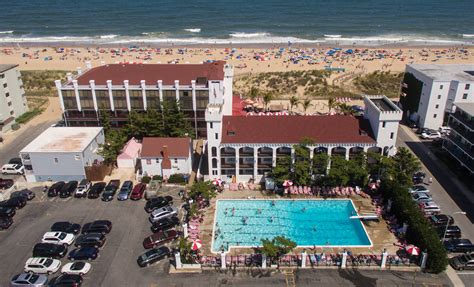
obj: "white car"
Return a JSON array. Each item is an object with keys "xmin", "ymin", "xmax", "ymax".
[
  {"xmin": 75, "ymin": 179, "xmax": 91, "ymax": 198},
  {"xmin": 1, "ymin": 164, "xmax": 24, "ymax": 175},
  {"xmin": 439, "ymin": 126, "xmax": 451, "ymax": 135},
  {"xmin": 41, "ymin": 232, "xmax": 75, "ymax": 246},
  {"xmin": 24, "ymin": 257, "xmax": 61, "ymax": 274},
  {"xmin": 61, "ymin": 262, "xmax": 91, "ymax": 276},
  {"xmin": 412, "ymin": 192, "xmax": 432, "ymax": 203},
  {"xmin": 419, "ymin": 201, "xmax": 441, "ymax": 215},
  {"xmin": 149, "ymin": 206, "xmax": 178, "ymax": 223},
  {"xmin": 408, "ymin": 185, "xmax": 430, "ymax": 194},
  {"xmin": 421, "ymin": 131, "xmax": 441, "ymax": 139}
]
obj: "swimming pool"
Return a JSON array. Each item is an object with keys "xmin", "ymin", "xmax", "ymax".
[{"xmin": 212, "ymin": 199, "xmax": 372, "ymax": 252}]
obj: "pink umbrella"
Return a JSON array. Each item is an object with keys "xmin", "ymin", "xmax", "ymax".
[
  {"xmin": 258, "ymin": 112, "xmax": 266, "ymax": 116},
  {"xmin": 282, "ymin": 111, "xmax": 289, "ymax": 115},
  {"xmin": 266, "ymin": 112, "xmax": 273, "ymax": 116},
  {"xmin": 405, "ymin": 245, "xmax": 420, "ymax": 256},
  {"xmin": 274, "ymin": 112, "xmax": 283, "ymax": 116},
  {"xmin": 192, "ymin": 239, "xmax": 203, "ymax": 251},
  {"xmin": 212, "ymin": 178, "xmax": 222, "ymax": 186},
  {"xmin": 282, "ymin": 180, "xmax": 293, "ymax": 187},
  {"xmin": 247, "ymin": 112, "xmax": 255, "ymax": 116}
]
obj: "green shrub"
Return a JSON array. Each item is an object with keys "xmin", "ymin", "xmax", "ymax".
[
  {"xmin": 168, "ymin": 174, "xmax": 186, "ymax": 184},
  {"xmin": 15, "ymin": 108, "xmax": 44, "ymax": 124},
  {"xmin": 152, "ymin": 175, "xmax": 163, "ymax": 181},
  {"xmin": 381, "ymin": 181, "xmax": 448, "ymax": 273},
  {"xmin": 141, "ymin": 176, "xmax": 151, "ymax": 184}
]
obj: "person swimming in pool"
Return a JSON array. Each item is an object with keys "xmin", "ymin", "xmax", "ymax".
[
  {"xmin": 271, "ymin": 200, "xmax": 276, "ymax": 206},
  {"xmin": 301, "ymin": 207, "xmax": 306, "ymax": 212},
  {"xmin": 232, "ymin": 207, "xmax": 236, "ymax": 216}
]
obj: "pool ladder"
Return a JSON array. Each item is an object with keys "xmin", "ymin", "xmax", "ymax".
[{"xmin": 282, "ymin": 269, "xmax": 296, "ymax": 287}]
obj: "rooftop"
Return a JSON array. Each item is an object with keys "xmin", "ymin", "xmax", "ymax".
[
  {"xmin": 455, "ymin": 102, "xmax": 474, "ymax": 115},
  {"xmin": 20, "ymin": 127, "xmax": 103, "ymax": 153},
  {"xmin": 0, "ymin": 64, "xmax": 18, "ymax": 74},
  {"xmin": 221, "ymin": 115, "xmax": 375, "ymax": 144},
  {"xmin": 408, "ymin": 64, "xmax": 474, "ymax": 82},
  {"xmin": 69, "ymin": 61, "xmax": 226, "ymax": 86},
  {"xmin": 141, "ymin": 137, "xmax": 191, "ymax": 158}
]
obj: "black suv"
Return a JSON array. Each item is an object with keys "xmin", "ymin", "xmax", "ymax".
[
  {"xmin": 32, "ymin": 243, "xmax": 67, "ymax": 259},
  {"xmin": 430, "ymin": 214, "xmax": 454, "ymax": 226},
  {"xmin": 51, "ymin": 221, "xmax": 81, "ymax": 235},
  {"xmin": 151, "ymin": 216, "xmax": 180, "ymax": 233},
  {"xmin": 437, "ymin": 225, "xmax": 462, "ymax": 239},
  {"xmin": 145, "ymin": 196, "xmax": 173, "ymax": 213},
  {"xmin": 48, "ymin": 182, "xmax": 66, "ymax": 197},
  {"xmin": 88, "ymin": 182, "xmax": 106, "ymax": 199},
  {"xmin": 75, "ymin": 233, "xmax": 106, "ymax": 248},
  {"xmin": 0, "ymin": 197, "xmax": 27, "ymax": 210},
  {"xmin": 444, "ymin": 239, "xmax": 474, "ymax": 253},
  {"xmin": 0, "ymin": 207, "xmax": 15, "ymax": 218},
  {"xmin": 0, "ymin": 217, "xmax": 13, "ymax": 230},
  {"xmin": 59, "ymin": 181, "xmax": 78, "ymax": 198},
  {"xmin": 82, "ymin": 220, "xmax": 113, "ymax": 234},
  {"xmin": 101, "ymin": 180, "xmax": 120, "ymax": 201}
]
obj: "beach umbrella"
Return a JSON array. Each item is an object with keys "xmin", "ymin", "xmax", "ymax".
[
  {"xmin": 282, "ymin": 111, "xmax": 289, "ymax": 115},
  {"xmin": 405, "ymin": 245, "xmax": 420, "ymax": 256},
  {"xmin": 191, "ymin": 239, "xmax": 203, "ymax": 251},
  {"xmin": 212, "ymin": 178, "xmax": 222, "ymax": 186},
  {"xmin": 282, "ymin": 180, "xmax": 293, "ymax": 187},
  {"xmin": 266, "ymin": 112, "xmax": 273, "ymax": 116},
  {"xmin": 247, "ymin": 112, "xmax": 255, "ymax": 116},
  {"xmin": 258, "ymin": 112, "xmax": 266, "ymax": 116},
  {"xmin": 274, "ymin": 112, "xmax": 283, "ymax": 116}
]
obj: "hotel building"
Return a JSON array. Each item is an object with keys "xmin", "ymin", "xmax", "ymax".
[
  {"xmin": 55, "ymin": 61, "xmax": 233, "ymax": 138},
  {"xmin": 0, "ymin": 64, "xmax": 28, "ymax": 132},
  {"xmin": 400, "ymin": 64, "xmax": 474, "ymax": 130}
]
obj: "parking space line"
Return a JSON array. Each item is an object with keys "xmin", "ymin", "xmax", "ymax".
[{"xmin": 457, "ymin": 272, "xmax": 474, "ymax": 275}]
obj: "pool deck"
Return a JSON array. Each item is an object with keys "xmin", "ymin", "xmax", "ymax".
[{"xmin": 198, "ymin": 189, "xmax": 399, "ymax": 256}]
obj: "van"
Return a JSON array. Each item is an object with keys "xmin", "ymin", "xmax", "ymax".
[{"xmin": 1, "ymin": 164, "xmax": 24, "ymax": 175}]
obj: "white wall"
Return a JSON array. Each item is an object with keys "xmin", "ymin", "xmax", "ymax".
[
  {"xmin": 0, "ymin": 67, "xmax": 28, "ymax": 131},
  {"xmin": 141, "ymin": 157, "xmax": 191, "ymax": 177}
]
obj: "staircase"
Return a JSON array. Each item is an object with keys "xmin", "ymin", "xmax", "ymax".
[
  {"xmin": 282, "ymin": 269, "xmax": 296, "ymax": 287},
  {"xmin": 188, "ymin": 139, "xmax": 205, "ymax": 186}
]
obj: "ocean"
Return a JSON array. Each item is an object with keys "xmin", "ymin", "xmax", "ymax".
[{"xmin": 0, "ymin": 0, "xmax": 473, "ymax": 46}]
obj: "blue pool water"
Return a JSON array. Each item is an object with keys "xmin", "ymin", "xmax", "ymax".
[{"xmin": 212, "ymin": 199, "xmax": 371, "ymax": 252}]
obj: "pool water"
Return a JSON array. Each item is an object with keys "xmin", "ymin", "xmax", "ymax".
[{"xmin": 212, "ymin": 199, "xmax": 372, "ymax": 252}]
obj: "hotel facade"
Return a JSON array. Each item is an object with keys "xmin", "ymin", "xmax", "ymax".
[
  {"xmin": 55, "ymin": 61, "xmax": 233, "ymax": 138},
  {"xmin": 0, "ymin": 64, "xmax": 28, "ymax": 132}
]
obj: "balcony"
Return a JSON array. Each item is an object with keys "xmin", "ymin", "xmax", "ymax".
[
  {"xmin": 443, "ymin": 141, "xmax": 474, "ymax": 173},
  {"xmin": 449, "ymin": 121, "xmax": 474, "ymax": 143},
  {"xmin": 451, "ymin": 111, "xmax": 474, "ymax": 131},
  {"xmin": 445, "ymin": 134, "xmax": 474, "ymax": 158}
]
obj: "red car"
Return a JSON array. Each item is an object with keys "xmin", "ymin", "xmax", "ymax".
[
  {"xmin": 142, "ymin": 229, "xmax": 178, "ymax": 249},
  {"xmin": 130, "ymin": 183, "xmax": 147, "ymax": 200}
]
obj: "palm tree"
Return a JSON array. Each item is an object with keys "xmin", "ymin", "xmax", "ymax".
[
  {"xmin": 289, "ymin": 96, "xmax": 300, "ymax": 114},
  {"xmin": 327, "ymin": 97, "xmax": 336, "ymax": 113},
  {"xmin": 301, "ymin": 98, "xmax": 312, "ymax": 114},
  {"xmin": 263, "ymin": 91, "xmax": 273, "ymax": 111},
  {"xmin": 336, "ymin": 103, "xmax": 354, "ymax": 115}
]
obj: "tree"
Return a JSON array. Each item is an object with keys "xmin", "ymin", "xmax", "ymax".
[
  {"xmin": 263, "ymin": 91, "xmax": 273, "ymax": 111},
  {"xmin": 188, "ymin": 180, "xmax": 216, "ymax": 200},
  {"xmin": 289, "ymin": 96, "xmax": 300, "ymax": 114},
  {"xmin": 313, "ymin": 152, "xmax": 329, "ymax": 175},
  {"xmin": 162, "ymin": 100, "xmax": 194, "ymax": 138},
  {"xmin": 327, "ymin": 97, "xmax": 336, "ymax": 113},
  {"xmin": 346, "ymin": 153, "xmax": 369, "ymax": 186},
  {"xmin": 391, "ymin": 147, "xmax": 421, "ymax": 185},
  {"xmin": 99, "ymin": 111, "xmax": 112, "ymax": 134},
  {"xmin": 325, "ymin": 155, "xmax": 350, "ymax": 186},
  {"xmin": 336, "ymin": 103, "xmax": 354, "ymax": 115},
  {"xmin": 177, "ymin": 237, "xmax": 195, "ymax": 263},
  {"xmin": 271, "ymin": 155, "xmax": 292, "ymax": 186},
  {"xmin": 301, "ymin": 98, "xmax": 312, "ymax": 114},
  {"xmin": 99, "ymin": 129, "xmax": 127, "ymax": 165},
  {"xmin": 260, "ymin": 236, "xmax": 296, "ymax": 260}
]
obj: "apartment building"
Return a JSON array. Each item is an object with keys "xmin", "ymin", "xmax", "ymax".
[{"xmin": 0, "ymin": 64, "xmax": 28, "ymax": 132}]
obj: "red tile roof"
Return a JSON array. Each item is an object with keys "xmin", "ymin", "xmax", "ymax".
[
  {"xmin": 73, "ymin": 61, "xmax": 226, "ymax": 86},
  {"xmin": 221, "ymin": 115, "xmax": 375, "ymax": 144},
  {"xmin": 141, "ymin": 137, "xmax": 191, "ymax": 158}
]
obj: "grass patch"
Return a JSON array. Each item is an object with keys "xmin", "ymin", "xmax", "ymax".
[
  {"xmin": 15, "ymin": 108, "xmax": 44, "ymax": 124},
  {"xmin": 21, "ymin": 70, "xmax": 69, "ymax": 97},
  {"xmin": 353, "ymin": 71, "xmax": 404, "ymax": 98}
]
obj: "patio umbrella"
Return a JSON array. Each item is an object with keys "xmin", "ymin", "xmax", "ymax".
[
  {"xmin": 274, "ymin": 112, "xmax": 283, "ymax": 116},
  {"xmin": 266, "ymin": 112, "xmax": 273, "ymax": 116},
  {"xmin": 282, "ymin": 180, "xmax": 293, "ymax": 187},
  {"xmin": 191, "ymin": 239, "xmax": 203, "ymax": 251},
  {"xmin": 247, "ymin": 112, "xmax": 255, "ymax": 116},
  {"xmin": 258, "ymin": 112, "xmax": 266, "ymax": 116},
  {"xmin": 282, "ymin": 111, "xmax": 289, "ymax": 115},
  {"xmin": 405, "ymin": 245, "xmax": 420, "ymax": 256},
  {"xmin": 212, "ymin": 178, "xmax": 222, "ymax": 186}
]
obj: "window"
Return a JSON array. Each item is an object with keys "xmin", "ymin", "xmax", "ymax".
[
  {"xmin": 390, "ymin": 132, "xmax": 394, "ymax": 139},
  {"xmin": 79, "ymin": 90, "xmax": 94, "ymax": 109},
  {"xmin": 54, "ymin": 158, "xmax": 59, "ymax": 164},
  {"xmin": 5, "ymin": 92, "xmax": 9, "ymax": 98},
  {"xmin": 212, "ymin": 158, "xmax": 217, "ymax": 168},
  {"xmin": 62, "ymin": 89, "xmax": 78, "ymax": 110},
  {"xmin": 466, "ymin": 84, "xmax": 470, "ymax": 90},
  {"xmin": 146, "ymin": 90, "xmax": 160, "ymax": 110},
  {"xmin": 9, "ymin": 111, "xmax": 14, "ymax": 115},
  {"xmin": 7, "ymin": 101, "xmax": 12, "ymax": 106},
  {"xmin": 215, "ymin": 133, "xmax": 218, "ymax": 140},
  {"xmin": 435, "ymin": 104, "xmax": 439, "ymax": 109},
  {"xmin": 112, "ymin": 90, "xmax": 127, "ymax": 109},
  {"xmin": 130, "ymin": 90, "xmax": 144, "ymax": 109},
  {"xmin": 462, "ymin": 93, "xmax": 468, "ymax": 100},
  {"xmin": 3, "ymin": 83, "xmax": 7, "ymax": 88},
  {"xmin": 211, "ymin": 147, "xmax": 217, "ymax": 157},
  {"xmin": 156, "ymin": 159, "xmax": 160, "ymax": 163},
  {"xmin": 440, "ymin": 85, "xmax": 443, "ymax": 90},
  {"xmin": 210, "ymin": 122, "xmax": 213, "ymax": 129},
  {"xmin": 146, "ymin": 159, "xmax": 151, "ymax": 165},
  {"xmin": 95, "ymin": 90, "xmax": 111, "ymax": 109},
  {"xmin": 0, "ymin": 74, "xmax": 4, "ymax": 79},
  {"xmin": 74, "ymin": 155, "xmax": 80, "ymax": 160},
  {"xmin": 174, "ymin": 159, "xmax": 178, "ymax": 163},
  {"xmin": 437, "ymin": 95, "xmax": 442, "ymax": 100},
  {"xmin": 433, "ymin": 114, "xmax": 437, "ymax": 118},
  {"xmin": 382, "ymin": 121, "xmax": 386, "ymax": 128}
]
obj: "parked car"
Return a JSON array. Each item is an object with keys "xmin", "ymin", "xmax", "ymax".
[
  {"xmin": 0, "ymin": 217, "xmax": 13, "ymax": 230},
  {"xmin": 421, "ymin": 130, "xmax": 441, "ymax": 139},
  {"xmin": 41, "ymin": 232, "xmax": 75, "ymax": 246},
  {"xmin": 444, "ymin": 239, "xmax": 474, "ymax": 253},
  {"xmin": 412, "ymin": 172, "xmax": 426, "ymax": 184},
  {"xmin": 1, "ymin": 164, "xmax": 24, "ymax": 175},
  {"xmin": 11, "ymin": 189, "xmax": 35, "ymax": 200},
  {"xmin": 145, "ymin": 196, "xmax": 173, "ymax": 213},
  {"xmin": 130, "ymin": 183, "xmax": 147, "ymax": 200},
  {"xmin": 437, "ymin": 225, "xmax": 462, "ymax": 239},
  {"xmin": 150, "ymin": 216, "xmax": 180, "ymax": 233},
  {"xmin": 439, "ymin": 126, "xmax": 451, "ymax": 135},
  {"xmin": 81, "ymin": 220, "xmax": 112, "ymax": 234},
  {"xmin": 68, "ymin": 247, "xmax": 99, "ymax": 261},
  {"xmin": 48, "ymin": 182, "xmax": 65, "ymax": 197},
  {"xmin": 450, "ymin": 254, "xmax": 474, "ymax": 270},
  {"xmin": 117, "ymin": 180, "xmax": 134, "ymax": 201},
  {"xmin": 8, "ymin": 157, "xmax": 23, "ymax": 166},
  {"xmin": 24, "ymin": 257, "xmax": 61, "ymax": 274},
  {"xmin": 61, "ymin": 261, "xmax": 92, "ymax": 276},
  {"xmin": 411, "ymin": 192, "xmax": 432, "ymax": 203},
  {"xmin": 415, "ymin": 128, "xmax": 430, "ymax": 135},
  {"xmin": 10, "ymin": 272, "xmax": 48, "ymax": 286},
  {"xmin": 149, "ymin": 206, "xmax": 178, "ymax": 223},
  {"xmin": 0, "ymin": 196, "xmax": 27, "ymax": 209},
  {"xmin": 0, "ymin": 178, "xmax": 14, "ymax": 189},
  {"xmin": 0, "ymin": 206, "xmax": 15, "ymax": 218},
  {"xmin": 74, "ymin": 179, "xmax": 91, "ymax": 198},
  {"xmin": 429, "ymin": 214, "xmax": 454, "ymax": 227},
  {"xmin": 59, "ymin": 181, "xmax": 78, "ymax": 198},
  {"xmin": 75, "ymin": 233, "xmax": 106, "ymax": 248},
  {"xmin": 142, "ymin": 229, "xmax": 179, "ymax": 249},
  {"xmin": 137, "ymin": 246, "xmax": 171, "ymax": 267},
  {"xmin": 51, "ymin": 221, "xmax": 81, "ymax": 235},
  {"xmin": 88, "ymin": 182, "xmax": 106, "ymax": 199},
  {"xmin": 408, "ymin": 185, "xmax": 429, "ymax": 194},
  {"xmin": 101, "ymin": 180, "xmax": 120, "ymax": 201},
  {"xmin": 49, "ymin": 274, "xmax": 83, "ymax": 286},
  {"xmin": 418, "ymin": 201, "xmax": 440, "ymax": 215},
  {"xmin": 32, "ymin": 243, "xmax": 67, "ymax": 259}
]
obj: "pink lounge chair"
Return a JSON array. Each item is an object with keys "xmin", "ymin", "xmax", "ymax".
[{"xmin": 299, "ymin": 186, "xmax": 303, "ymax": 194}]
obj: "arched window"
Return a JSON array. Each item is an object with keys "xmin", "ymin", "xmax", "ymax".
[{"xmin": 212, "ymin": 158, "xmax": 217, "ymax": 168}]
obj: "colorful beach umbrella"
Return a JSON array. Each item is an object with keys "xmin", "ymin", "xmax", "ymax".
[
  {"xmin": 405, "ymin": 245, "xmax": 420, "ymax": 256},
  {"xmin": 282, "ymin": 180, "xmax": 293, "ymax": 187},
  {"xmin": 191, "ymin": 239, "xmax": 202, "ymax": 251},
  {"xmin": 282, "ymin": 111, "xmax": 289, "ymax": 115},
  {"xmin": 212, "ymin": 178, "xmax": 222, "ymax": 186}
]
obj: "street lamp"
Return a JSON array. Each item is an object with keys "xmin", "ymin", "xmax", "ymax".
[{"xmin": 442, "ymin": 211, "xmax": 466, "ymax": 242}]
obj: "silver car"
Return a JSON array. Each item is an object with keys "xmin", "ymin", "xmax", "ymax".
[
  {"xmin": 149, "ymin": 206, "xmax": 178, "ymax": 223},
  {"xmin": 10, "ymin": 272, "xmax": 48, "ymax": 286}
]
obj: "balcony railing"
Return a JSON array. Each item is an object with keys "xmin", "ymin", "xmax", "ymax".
[
  {"xmin": 451, "ymin": 111, "xmax": 474, "ymax": 131},
  {"xmin": 443, "ymin": 141, "xmax": 474, "ymax": 172},
  {"xmin": 449, "ymin": 121, "xmax": 474, "ymax": 143},
  {"xmin": 445, "ymin": 135, "xmax": 474, "ymax": 158}
]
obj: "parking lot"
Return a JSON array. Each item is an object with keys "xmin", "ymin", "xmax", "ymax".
[{"xmin": 0, "ymin": 185, "xmax": 183, "ymax": 287}]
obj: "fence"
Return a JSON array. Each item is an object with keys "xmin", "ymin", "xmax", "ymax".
[{"xmin": 84, "ymin": 164, "xmax": 113, "ymax": 181}]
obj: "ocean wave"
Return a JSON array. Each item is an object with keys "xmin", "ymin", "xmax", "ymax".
[
  {"xmin": 462, "ymin": 34, "xmax": 474, "ymax": 38},
  {"xmin": 184, "ymin": 28, "xmax": 201, "ymax": 33},
  {"xmin": 0, "ymin": 30, "xmax": 13, "ymax": 34},
  {"xmin": 229, "ymin": 32, "xmax": 270, "ymax": 38},
  {"xmin": 99, "ymin": 34, "xmax": 118, "ymax": 39},
  {"xmin": 324, "ymin": 34, "xmax": 342, "ymax": 38}
]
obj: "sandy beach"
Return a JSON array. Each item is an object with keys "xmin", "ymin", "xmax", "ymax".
[{"xmin": 1, "ymin": 45, "xmax": 472, "ymax": 76}]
